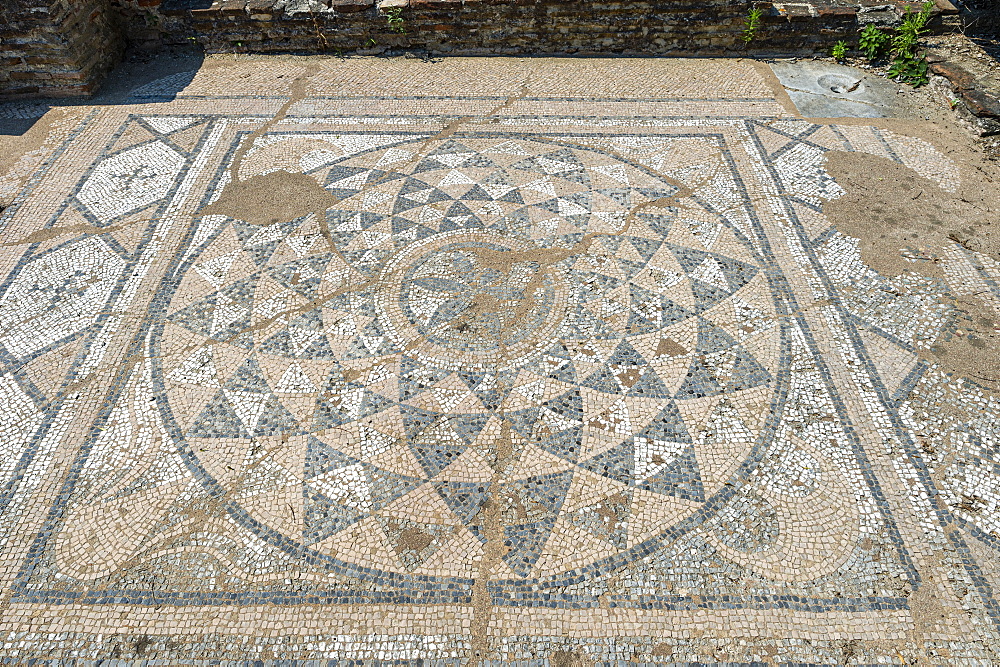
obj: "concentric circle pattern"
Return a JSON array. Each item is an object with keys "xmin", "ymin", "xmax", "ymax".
[
  {"xmin": 161, "ymin": 136, "xmax": 780, "ymax": 579},
  {"xmin": 376, "ymin": 231, "xmax": 570, "ymax": 370}
]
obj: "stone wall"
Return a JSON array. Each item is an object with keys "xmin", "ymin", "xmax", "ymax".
[
  {"xmin": 143, "ymin": 0, "xmax": 939, "ymax": 57},
  {"xmin": 0, "ymin": 0, "xmax": 125, "ymax": 98},
  {"xmin": 1, "ymin": 0, "xmax": 960, "ymax": 99}
]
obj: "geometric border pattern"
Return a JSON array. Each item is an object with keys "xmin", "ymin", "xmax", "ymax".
[{"xmin": 0, "ymin": 71, "xmax": 997, "ymax": 662}]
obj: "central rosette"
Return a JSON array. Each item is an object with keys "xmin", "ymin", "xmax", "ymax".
[{"xmin": 376, "ymin": 232, "xmax": 570, "ymax": 370}]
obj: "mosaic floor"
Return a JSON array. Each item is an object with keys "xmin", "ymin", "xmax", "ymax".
[{"xmin": 1, "ymin": 58, "xmax": 999, "ymax": 663}]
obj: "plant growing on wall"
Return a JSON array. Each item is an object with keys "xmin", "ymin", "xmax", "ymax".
[
  {"xmin": 741, "ymin": 6, "xmax": 763, "ymax": 44},
  {"xmin": 384, "ymin": 7, "xmax": 406, "ymax": 34}
]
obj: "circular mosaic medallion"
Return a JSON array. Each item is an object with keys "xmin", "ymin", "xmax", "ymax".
[
  {"xmin": 159, "ymin": 135, "xmax": 782, "ymax": 581},
  {"xmin": 376, "ymin": 231, "xmax": 571, "ymax": 370}
]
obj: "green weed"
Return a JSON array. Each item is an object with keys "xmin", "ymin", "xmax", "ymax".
[
  {"xmin": 384, "ymin": 7, "xmax": 406, "ymax": 34},
  {"xmin": 856, "ymin": 1, "xmax": 934, "ymax": 87},
  {"xmin": 893, "ymin": 0, "xmax": 934, "ymax": 59},
  {"xmin": 887, "ymin": 51, "xmax": 929, "ymax": 86},
  {"xmin": 889, "ymin": 1, "xmax": 934, "ymax": 86},
  {"xmin": 741, "ymin": 6, "xmax": 763, "ymax": 45},
  {"xmin": 858, "ymin": 24, "xmax": 889, "ymax": 61},
  {"xmin": 831, "ymin": 40, "xmax": 848, "ymax": 61}
]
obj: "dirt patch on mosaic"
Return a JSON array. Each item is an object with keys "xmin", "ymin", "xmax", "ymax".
[
  {"xmin": 397, "ymin": 527, "xmax": 435, "ymax": 552},
  {"xmin": 822, "ymin": 151, "xmax": 998, "ymax": 274},
  {"xmin": 907, "ymin": 572, "xmax": 954, "ymax": 640},
  {"xmin": 932, "ymin": 294, "xmax": 1000, "ymax": 390},
  {"xmin": 822, "ymin": 150, "xmax": 1000, "ymax": 389},
  {"xmin": 550, "ymin": 649, "xmax": 594, "ymax": 667},
  {"xmin": 963, "ymin": 529, "xmax": 1000, "ymax": 597},
  {"xmin": 199, "ymin": 170, "xmax": 337, "ymax": 227},
  {"xmin": 196, "ymin": 65, "xmax": 339, "ymax": 228},
  {"xmin": 469, "ymin": 418, "xmax": 512, "ymax": 660}
]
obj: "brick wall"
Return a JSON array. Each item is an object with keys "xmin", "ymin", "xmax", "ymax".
[{"xmin": 1, "ymin": 0, "xmax": 125, "ymax": 98}]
